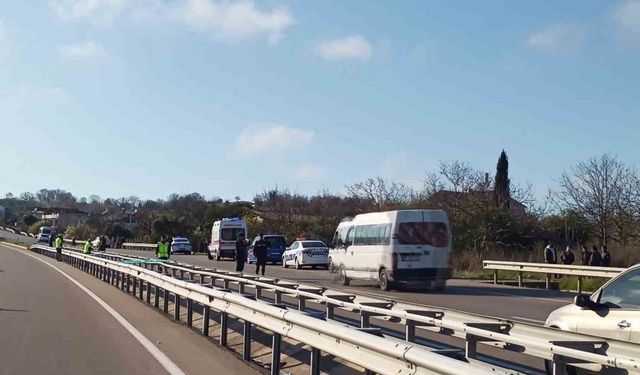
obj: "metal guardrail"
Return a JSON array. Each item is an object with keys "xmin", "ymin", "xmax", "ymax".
[
  {"xmin": 483, "ymin": 260, "xmax": 626, "ymax": 293},
  {"xmin": 84, "ymin": 247, "xmax": 640, "ymax": 375},
  {"xmin": 28, "ymin": 244, "xmax": 501, "ymax": 375}
]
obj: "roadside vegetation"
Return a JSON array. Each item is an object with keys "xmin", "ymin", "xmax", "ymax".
[{"xmin": 2, "ymin": 152, "xmax": 639, "ymax": 272}]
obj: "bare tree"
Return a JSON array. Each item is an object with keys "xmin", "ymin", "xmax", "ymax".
[
  {"xmin": 553, "ymin": 154, "xmax": 640, "ymax": 245},
  {"xmin": 345, "ymin": 177, "xmax": 411, "ymax": 211}
]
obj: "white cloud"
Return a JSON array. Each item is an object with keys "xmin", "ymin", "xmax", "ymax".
[
  {"xmin": 58, "ymin": 41, "xmax": 107, "ymax": 60},
  {"xmin": 293, "ymin": 164, "xmax": 327, "ymax": 182},
  {"xmin": 527, "ymin": 23, "xmax": 586, "ymax": 53},
  {"xmin": 49, "ymin": 0, "xmax": 126, "ymax": 25},
  {"xmin": 181, "ymin": 0, "xmax": 295, "ymax": 45},
  {"xmin": 49, "ymin": 0, "xmax": 295, "ymax": 45},
  {"xmin": 612, "ymin": 0, "xmax": 640, "ymax": 46},
  {"xmin": 232, "ymin": 124, "xmax": 314, "ymax": 158},
  {"xmin": 315, "ymin": 36, "xmax": 373, "ymax": 61}
]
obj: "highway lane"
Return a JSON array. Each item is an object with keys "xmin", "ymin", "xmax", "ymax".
[
  {"xmin": 0, "ymin": 243, "xmax": 259, "ymax": 375},
  {"xmin": 115, "ymin": 249, "xmax": 575, "ymax": 324}
]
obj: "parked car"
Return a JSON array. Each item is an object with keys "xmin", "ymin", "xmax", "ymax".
[
  {"xmin": 545, "ymin": 264, "xmax": 640, "ymax": 374},
  {"xmin": 37, "ymin": 233, "xmax": 51, "ymax": 243},
  {"xmin": 171, "ymin": 237, "xmax": 193, "ymax": 255},
  {"xmin": 247, "ymin": 235, "xmax": 287, "ymax": 264},
  {"xmin": 92, "ymin": 235, "xmax": 109, "ymax": 250},
  {"xmin": 282, "ymin": 240, "xmax": 329, "ymax": 269}
]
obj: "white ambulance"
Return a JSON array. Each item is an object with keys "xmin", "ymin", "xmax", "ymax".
[
  {"xmin": 208, "ymin": 217, "xmax": 248, "ymax": 261},
  {"xmin": 330, "ymin": 210, "xmax": 452, "ymax": 291}
]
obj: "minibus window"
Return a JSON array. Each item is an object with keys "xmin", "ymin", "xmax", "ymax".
[{"xmin": 397, "ymin": 222, "xmax": 448, "ymax": 247}]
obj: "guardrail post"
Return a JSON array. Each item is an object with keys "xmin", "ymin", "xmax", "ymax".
[
  {"xmin": 552, "ymin": 361, "xmax": 568, "ymax": 375},
  {"xmin": 274, "ymin": 291, "xmax": 282, "ymax": 304},
  {"xmin": 577, "ymin": 276, "xmax": 582, "ymax": 294},
  {"xmin": 138, "ymin": 280, "xmax": 144, "ymax": 300},
  {"xmin": 163, "ymin": 289, "xmax": 170, "ymax": 313},
  {"xmin": 174, "ymin": 294, "xmax": 181, "ymax": 321},
  {"xmin": 405, "ymin": 321, "xmax": 416, "ymax": 342},
  {"xmin": 132, "ymin": 277, "xmax": 137, "ymax": 296},
  {"xmin": 243, "ymin": 320, "xmax": 252, "ymax": 361},
  {"xmin": 199, "ymin": 274, "xmax": 205, "ymax": 284},
  {"xmin": 361, "ymin": 311, "xmax": 370, "ymax": 328},
  {"xmin": 298, "ymin": 297, "xmax": 307, "ymax": 312},
  {"xmin": 271, "ymin": 333, "xmax": 281, "ymax": 375},
  {"xmin": 239, "ymin": 282, "xmax": 246, "ymax": 295},
  {"xmin": 154, "ymin": 285, "xmax": 160, "ymax": 308},
  {"xmin": 310, "ymin": 348, "xmax": 320, "ymax": 375},
  {"xmin": 146, "ymin": 282, "xmax": 151, "ymax": 304},
  {"xmin": 518, "ymin": 272, "xmax": 522, "ymax": 288},
  {"xmin": 255, "ymin": 286, "xmax": 263, "ymax": 300},
  {"xmin": 220, "ymin": 312, "xmax": 228, "ymax": 346},
  {"xmin": 202, "ymin": 306, "xmax": 210, "ymax": 336},
  {"xmin": 465, "ymin": 336, "xmax": 477, "ymax": 359},
  {"xmin": 326, "ymin": 304, "xmax": 335, "ymax": 320},
  {"xmin": 180, "ymin": 270, "xmax": 185, "ymax": 279},
  {"xmin": 545, "ymin": 274, "xmax": 551, "ymax": 290},
  {"xmin": 187, "ymin": 299, "xmax": 193, "ymax": 327},
  {"xmin": 493, "ymin": 270, "xmax": 498, "ymax": 284}
]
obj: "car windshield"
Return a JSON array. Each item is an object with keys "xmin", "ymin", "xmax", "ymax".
[
  {"xmin": 173, "ymin": 239, "xmax": 189, "ymax": 243},
  {"xmin": 265, "ymin": 236, "xmax": 286, "ymax": 248},
  {"xmin": 302, "ymin": 241, "xmax": 326, "ymax": 248},
  {"xmin": 41, "ymin": 228, "xmax": 51, "ymax": 234},
  {"xmin": 397, "ymin": 222, "xmax": 449, "ymax": 247},
  {"xmin": 221, "ymin": 228, "xmax": 244, "ymax": 241}
]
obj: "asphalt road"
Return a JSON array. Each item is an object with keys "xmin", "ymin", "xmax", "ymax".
[
  {"xmin": 0, "ymin": 243, "xmax": 259, "ymax": 375},
  {"xmin": 115, "ymin": 249, "xmax": 575, "ymax": 324}
]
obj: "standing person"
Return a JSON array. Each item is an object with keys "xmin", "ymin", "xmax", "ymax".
[
  {"xmin": 156, "ymin": 235, "xmax": 170, "ymax": 260},
  {"xmin": 544, "ymin": 242, "xmax": 557, "ymax": 264},
  {"xmin": 588, "ymin": 245, "xmax": 602, "ymax": 267},
  {"xmin": 48, "ymin": 233, "xmax": 54, "ymax": 247},
  {"xmin": 54, "ymin": 234, "xmax": 63, "ymax": 261},
  {"xmin": 71, "ymin": 237, "xmax": 76, "ymax": 247},
  {"xmin": 253, "ymin": 233, "xmax": 268, "ymax": 276},
  {"xmin": 235, "ymin": 233, "xmax": 248, "ymax": 272},
  {"xmin": 560, "ymin": 246, "xmax": 575, "ymax": 265},
  {"xmin": 83, "ymin": 239, "xmax": 93, "ymax": 254},
  {"xmin": 99, "ymin": 236, "xmax": 107, "ymax": 252},
  {"xmin": 601, "ymin": 245, "xmax": 612, "ymax": 267},
  {"xmin": 580, "ymin": 244, "xmax": 590, "ymax": 266}
]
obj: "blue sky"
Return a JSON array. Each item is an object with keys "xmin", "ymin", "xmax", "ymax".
[{"xmin": 1, "ymin": 0, "xmax": 639, "ymax": 202}]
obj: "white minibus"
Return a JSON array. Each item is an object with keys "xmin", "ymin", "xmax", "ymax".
[
  {"xmin": 330, "ymin": 210, "xmax": 451, "ymax": 291},
  {"xmin": 208, "ymin": 217, "xmax": 247, "ymax": 261}
]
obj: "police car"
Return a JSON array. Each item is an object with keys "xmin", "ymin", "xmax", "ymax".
[{"xmin": 282, "ymin": 240, "xmax": 329, "ymax": 269}]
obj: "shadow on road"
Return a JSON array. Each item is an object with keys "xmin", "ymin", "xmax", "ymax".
[{"xmin": 0, "ymin": 308, "xmax": 29, "ymax": 312}]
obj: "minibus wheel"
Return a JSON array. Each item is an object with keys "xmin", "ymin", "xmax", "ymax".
[
  {"xmin": 379, "ymin": 269, "xmax": 392, "ymax": 291},
  {"xmin": 340, "ymin": 266, "xmax": 350, "ymax": 286}
]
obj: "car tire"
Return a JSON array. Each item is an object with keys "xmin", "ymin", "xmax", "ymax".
[
  {"xmin": 379, "ymin": 269, "xmax": 392, "ymax": 291},
  {"xmin": 283, "ymin": 259, "xmax": 288, "ymax": 268},
  {"xmin": 295, "ymin": 258, "xmax": 302, "ymax": 270},
  {"xmin": 215, "ymin": 253, "xmax": 221, "ymax": 261},
  {"xmin": 340, "ymin": 266, "xmax": 350, "ymax": 286},
  {"xmin": 328, "ymin": 258, "xmax": 335, "ymax": 273}
]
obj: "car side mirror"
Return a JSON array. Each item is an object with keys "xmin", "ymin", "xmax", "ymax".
[{"xmin": 574, "ymin": 294, "xmax": 592, "ymax": 309}]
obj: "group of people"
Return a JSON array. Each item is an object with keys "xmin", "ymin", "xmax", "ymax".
[
  {"xmin": 544, "ymin": 242, "xmax": 612, "ymax": 267},
  {"xmin": 234, "ymin": 233, "xmax": 269, "ymax": 276},
  {"xmin": 156, "ymin": 233, "xmax": 270, "ymax": 276},
  {"xmin": 48, "ymin": 233, "xmax": 100, "ymax": 259}
]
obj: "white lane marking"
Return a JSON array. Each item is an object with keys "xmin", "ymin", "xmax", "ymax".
[
  {"xmin": 512, "ymin": 316, "xmax": 546, "ymax": 324},
  {"xmin": 6, "ymin": 245, "xmax": 187, "ymax": 375}
]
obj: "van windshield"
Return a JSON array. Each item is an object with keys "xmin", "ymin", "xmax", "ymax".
[
  {"xmin": 40, "ymin": 228, "xmax": 51, "ymax": 234},
  {"xmin": 221, "ymin": 228, "xmax": 244, "ymax": 241},
  {"xmin": 397, "ymin": 222, "xmax": 448, "ymax": 247}
]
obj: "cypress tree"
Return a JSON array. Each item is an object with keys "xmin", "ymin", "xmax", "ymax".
[{"xmin": 494, "ymin": 150, "xmax": 510, "ymax": 209}]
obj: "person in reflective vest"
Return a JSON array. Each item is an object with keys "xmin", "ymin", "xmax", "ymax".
[
  {"xmin": 83, "ymin": 240, "xmax": 93, "ymax": 254},
  {"xmin": 54, "ymin": 234, "xmax": 63, "ymax": 261},
  {"xmin": 156, "ymin": 236, "xmax": 170, "ymax": 260}
]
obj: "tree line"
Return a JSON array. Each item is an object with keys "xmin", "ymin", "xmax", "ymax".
[{"xmin": 2, "ymin": 152, "xmax": 639, "ymax": 268}]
